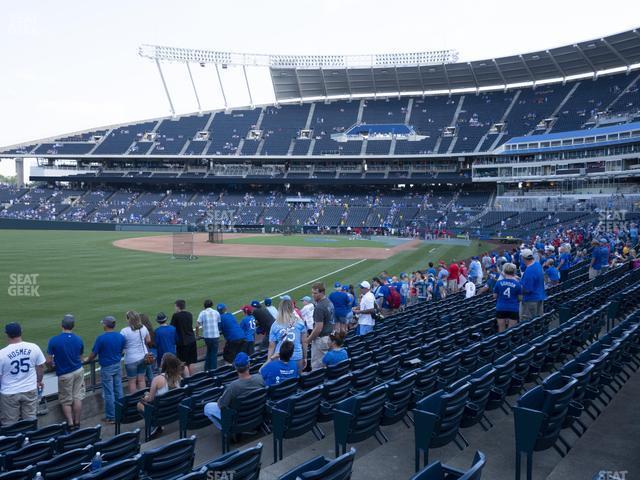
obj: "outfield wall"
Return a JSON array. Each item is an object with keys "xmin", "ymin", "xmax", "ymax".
[{"xmin": 0, "ymin": 218, "xmax": 188, "ymax": 232}]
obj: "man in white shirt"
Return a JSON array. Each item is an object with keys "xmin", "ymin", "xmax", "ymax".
[
  {"xmin": 196, "ymin": 299, "xmax": 221, "ymax": 371},
  {"xmin": 0, "ymin": 323, "xmax": 45, "ymax": 427},
  {"xmin": 464, "ymin": 280, "xmax": 476, "ymax": 299},
  {"xmin": 299, "ymin": 296, "xmax": 315, "ymax": 332},
  {"xmin": 352, "ymin": 281, "xmax": 376, "ymax": 336}
]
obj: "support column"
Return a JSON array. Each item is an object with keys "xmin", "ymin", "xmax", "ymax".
[
  {"xmin": 15, "ymin": 158, "xmax": 25, "ymax": 187},
  {"xmin": 186, "ymin": 63, "xmax": 202, "ymax": 113},
  {"xmin": 242, "ymin": 65, "xmax": 253, "ymax": 107},
  {"xmin": 215, "ymin": 64, "xmax": 228, "ymax": 109},
  {"xmin": 155, "ymin": 59, "xmax": 175, "ymax": 116}
]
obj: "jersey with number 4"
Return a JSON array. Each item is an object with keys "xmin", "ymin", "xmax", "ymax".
[
  {"xmin": 494, "ymin": 278, "xmax": 522, "ymax": 313},
  {"xmin": 0, "ymin": 341, "xmax": 45, "ymax": 395}
]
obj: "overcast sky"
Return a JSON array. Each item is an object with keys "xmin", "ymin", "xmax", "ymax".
[{"xmin": 1, "ymin": 0, "xmax": 639, "ymax": 175}]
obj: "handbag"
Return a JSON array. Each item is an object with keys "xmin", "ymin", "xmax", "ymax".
[{"xmin": 138, "ymin": 328, "xmax": 156, "ymax": 365}]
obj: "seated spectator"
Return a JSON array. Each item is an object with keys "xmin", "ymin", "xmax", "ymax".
[
  {"xmin": 544, "ymin": 259, "xmax": 561, "ymax": 286},
  {"xmin": 136, "ymin": 353, "xmax": 186, "ymax": 438},
  {"xmin": 260, "ymin": 340, "xmax": 298, "ymax": 386},
  {"xmin": 322, "ymin": 331, "xmax": 348, "ymax": 367},
  {"xmin": 204, "ymin": 352, "xmax": 265, "ymax": 429}
]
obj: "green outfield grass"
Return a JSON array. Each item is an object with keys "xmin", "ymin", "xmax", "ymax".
[
  {"xmin": 224, "ymin": 234, "xmax": 390, "ymax": 248},
  {"xmin": 1, "ymin": 230, "xmax": 492, "ymax": 350}
]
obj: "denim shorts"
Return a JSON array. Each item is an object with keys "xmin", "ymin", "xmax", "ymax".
[{"xmin": 124, "ymin": 359, "xmax": 147, "ymax": 378}]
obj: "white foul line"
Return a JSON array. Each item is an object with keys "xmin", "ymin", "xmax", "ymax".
[{"xmin": 232, "ymin": 258, "xmax": 369, "ymax": 314}]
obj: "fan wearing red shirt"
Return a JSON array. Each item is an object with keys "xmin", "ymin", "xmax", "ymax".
[{"xmin": 448, "ymin": 262, "xmax": 460, "ymax": 293}]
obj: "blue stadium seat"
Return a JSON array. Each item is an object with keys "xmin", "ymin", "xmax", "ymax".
[{"xmin": 277, "ymin": 448, "xmax": 356, "ymax": 480}]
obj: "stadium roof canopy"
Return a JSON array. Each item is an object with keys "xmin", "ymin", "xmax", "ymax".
[{"xmin": 141, "ymin": 28, "xmax": 640, "ymax": 103}]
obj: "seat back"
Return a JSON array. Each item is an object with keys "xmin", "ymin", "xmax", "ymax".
[
  {"xmin": 140, "ymin": 436, "xmax": 196, "ymax": 480},
  {"xmin": 349, "ymin": 351, "xmax": 372, "ymax": 371},
  {"xmin": 438, "ymin": 351, "xmax": 462, "ymax": 387},
  {"xmin": 350, "ymin": 364, "xmax": 378, "ymax": 392},
  {"xmin": 183, "ymin": 376, "xmax": 217, "ymax": 396},
  {"xmin": 92, "ymin": 429, "xmax": 141, "ymax": 464},
  {"xmin": 0, "ymin": 421, "xmax": 37, "ymax": 437},
  {"xmin": 382, "ymin": 372, "xmax": 417, "ymax": 425},
  {"xmin": 377, "ymin": 355, "xmax": 401, "ymax": 382},
  {"xmin": 326, "ymin": 359, "xmax": 351, "ymax": 380},
  {"xmin": 25, "ymin": 422, "xmax": 67, "ymax": 443},
  {"xmin": 0, "ymin": 435, "xmax": 23, "ymax": 455},
  {"xmin": 71, "ymin": 456, "xmax": 141, "ymax": 480},
  {"xmin": 267, "ymin": 377, "xmax": 299, "ymax": 402},
  {"xmin": 115, "ymin": 389, "xmax": 148, "ymax": 432},
  {"xmin": 413, "ymin": 361, "xmax": 441, "ymax": 400},
  {"xmin": 225, "ymin": 387, "xmax": 268, "ymax": 434},
  {"xmin": 0, "ymin": 466, "xmax": 35, "ymax": 480},
  {"xmin": 203, "ymin": 442, "xmax": 263, "ymax": 480},
  {"xmin": 416, "ymin": 381, "xmax": 471, "ymax": 449},
  {"xmin": 336, "ymin": 385, "xmax": 388, "ymax": 444},
  {"xmin": 298, "ymin": 448, "xmax": 356, "ymax": 480},
  {"xmin": 276, "ymin": 387, "xmax": 324, "ymax": 439},
  {"xmin": 151, "ymin": 387, "xmax": 187, "ymax": 428},
  {"xmin": 1, "ymin": 439, "xmax": 55, "ymax": 471},
  {"xmin": 298, "ymin": 369, "xmax": 326, "ymax": 390},
  {"xmin": 36, "ymin": 445, "xmax": 94, "ymax": 480},
  {"xmin": 180, "ymin": 387, "xmax": 225, "ymax": 435},
  {"xmin": 55, "ymin": 425, "xmax": 101, "ymax": 453}
]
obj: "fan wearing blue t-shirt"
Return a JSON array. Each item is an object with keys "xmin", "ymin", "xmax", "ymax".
[
  {"xmin": 46, "ymin": 314, "xmax": 85, "ymax": 428},
  {"xmin": 329, "ymin": 283, "xmax": 352, "ymax": 334},
  {"xmin": 240, "ymin": 305, "xmax": 257, "ymax": 355},
  {"xmin": 86, "ymin": 316, "xmax": 126, "ymax": 423},
  {"xmin": 322, "ymin": 331, "xmax": 348, "ymax": 367},
  {"xmin": 218, "ymin": 304, "xmax": 248, "ymax": 364},
  {"xmin": 544, "ymin": 259, "xmax": 561, "ymax": 286},
  {"xmin": 493, "ymin": 263, "xmax": 522, "ymax": 332},
  {"xmin": 260, "ymin": 340, "xmax": 299, "ymax": 386},
  {"xmin": 154, "ymin": 313, "xmax": 178, "ymax": 368},
  {"xmin": 520, "ymin": 250, "xmax": 547, "ymax": 322}
]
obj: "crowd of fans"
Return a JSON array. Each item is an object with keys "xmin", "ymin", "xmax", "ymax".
[{"xmin": 1, "ymin": 215, "xmax": 638, "ymax": 438}]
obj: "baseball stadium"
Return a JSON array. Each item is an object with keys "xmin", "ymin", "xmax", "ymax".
[{"xmin": 1, "ymin": 4, "xmax": 640, "ymax": 480}]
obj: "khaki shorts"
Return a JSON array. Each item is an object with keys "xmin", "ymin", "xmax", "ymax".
[
  {"xmin": 58, "ymin": 368, "xmax": 86, "ymax": 405},
  {"xmin": 311, "ymin": 336, "xmax": 331, "ymax": 370},
  {"xmin": 0, "ymin": 390, "xmax": 38, "ymax": 427},
  {"xmin": 521, "ymin": 301, "xmax": 544, "ymax": 322}
]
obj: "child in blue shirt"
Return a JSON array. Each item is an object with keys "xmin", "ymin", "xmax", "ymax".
[
  {"xmin": 322, "ymin": 331, "xmax": 348, "ymax": 367},
  {"xmin": 493, "ymin": 263, "xmax": 522, "ymax": 332},
  {"xmin": 240, "ymin": 305, "xmax": 257, "ymax": 355},
  {"xmin": 260, "ymin": 340, "xmax": 298, "ymax": 386}
]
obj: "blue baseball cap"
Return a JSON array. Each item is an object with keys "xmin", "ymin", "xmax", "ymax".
[
  {"xmin": 341, "ymin": 285, "xmax": 350, "ymax": 291},
  {"xmin": 264, "ymin": 298, "xmax": 272, "ymax": 306},
  {"xmin": 5, "ymin": 322, "xmax": 22, "ymax": 338},
  {"xmin": 216, "ymin": 303, "xmax": 226, "ymax": 312},
  {"xmin": 280, "ymin": 295, "xmax": 291, "ymax": 301},
  {"xmin": 334, "ymin": 281, "xmax": 341, "ymax": 288},
  {"xmin": 301, "ymin": 296, "xmax": 312, "ymax": 302},
  {"xmin": 233, "ymin": 352, "xmax": 250, "ymax": 368},
  {"xmin": 250, "ymin": 300, "xmax": 261, "ymax": 308}
]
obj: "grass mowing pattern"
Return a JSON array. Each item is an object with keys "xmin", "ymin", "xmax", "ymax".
[{"xmin": 1, "ymin": 230, "xmax": 492, "ymax": 350}]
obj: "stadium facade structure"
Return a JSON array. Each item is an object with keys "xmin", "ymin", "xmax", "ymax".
[{"xmin": 2, "ymin": 28, "xmax": 640, "ymax": 191}]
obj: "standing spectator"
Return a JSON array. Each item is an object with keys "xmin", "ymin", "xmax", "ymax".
[
  {"xmin": 307, "ymin": 282, "xmax": 335, "ymax": 370},
  {"xmin": 218, "ymin": 304, "xmax": 247, "ymax": 364},
  {"xmin": 0, "ymin": 323, "xmax": 45, "ymax": 427},
  {"xmin": 558, "ymin": 244, "xmax": 572, "ymax": 282},
  {"xmin": 251, "ymin": 300, "xmax": 275, "ymax": 351},
  {"xmin": 448, "ymin": 261, "xmax": 460, "ymax": 293},
  {"xmin": 415, "ymin": 273, "xmax": 427, "ymax": 302},
  {"xmin": 154, "ymin": 313, "xmax": 177, "ymax": 370},
  {"xmin": 171, "ymin": 299, "xmax": 197, "ymax": 376},
  {"xmin": 299, "ymin": 296, "xmax": 315, "ymax": 333},
  {"xmin": 482, "ymin": 253, "xmax": 493, "ymax": 278},
  {"xmin": 121, "ymin": 310, "xmax": 151, "ymax": 394},
  {"xmin": 464, "ymin": 279, "xmax": 476, "ymax": 299},
  {"xmin": 544, "ymin": 259, "xmax": 561, "ymax": 286},
  {"xmin": 322, "ymin": 331, "xmax": 348, "ymax": 367},
  {"xmin": 196, "ymin": 300, "xmax": 220, "ymax": 371},
  {"xmin": 494, "ymin": 263, "xmax": 522, "ymax": 332},
  {"xmin": 468, "ymin": 256, "xmax": 483, "ymax": 285},
  {"xmin": 589, "ymin": 238, "xmax": 610, "ymax": 280},
  {"xmin": 372, "ymin": 277, "xmax": 394, "ymax": 317},
  {"xmin": 329, "ymin": 282, "xmax": 351, "ymax": 334},
  {"xmin": 520, "ymin": 249, "xmax": 547, "ymax": 321},
  {"xmin": 204, "ymin": 352, "xmax": 265, "ymax": 430},
  {"xmin": 139, "ymin": 313, "xmax": 155, "ymax": 385},
  {"xmin": 268, "ymin": 299, "xmax": 308, "ymax": 372},
  {"xmin": 264, "ymin": 298, "xmax": 278, "ymax": 320},
  {"xmin": 86, "ymin": 316, "xmax": 125, "ymax": 424},
  {"xmin": 240, "ymin": 305, "xmax": 256, "ymax": 355},
  {"xmin": 47, "ymin": 314, "xmax": 85, "ymax": 429},
  {"xmin": 353, "ymin": 280, "xmax": 376, "ymax": 336},
  {"xmin": 343, "ymin": 285, "xmax": 357, "ymax": 327},
  {"xmin": 260, "ymin": 340, "xmax": 298, "ymax": 386}
]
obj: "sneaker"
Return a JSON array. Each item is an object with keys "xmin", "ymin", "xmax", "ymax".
[{"xmin": 149, "ymin": 426, "xmax": 163, "ymax": 439}]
